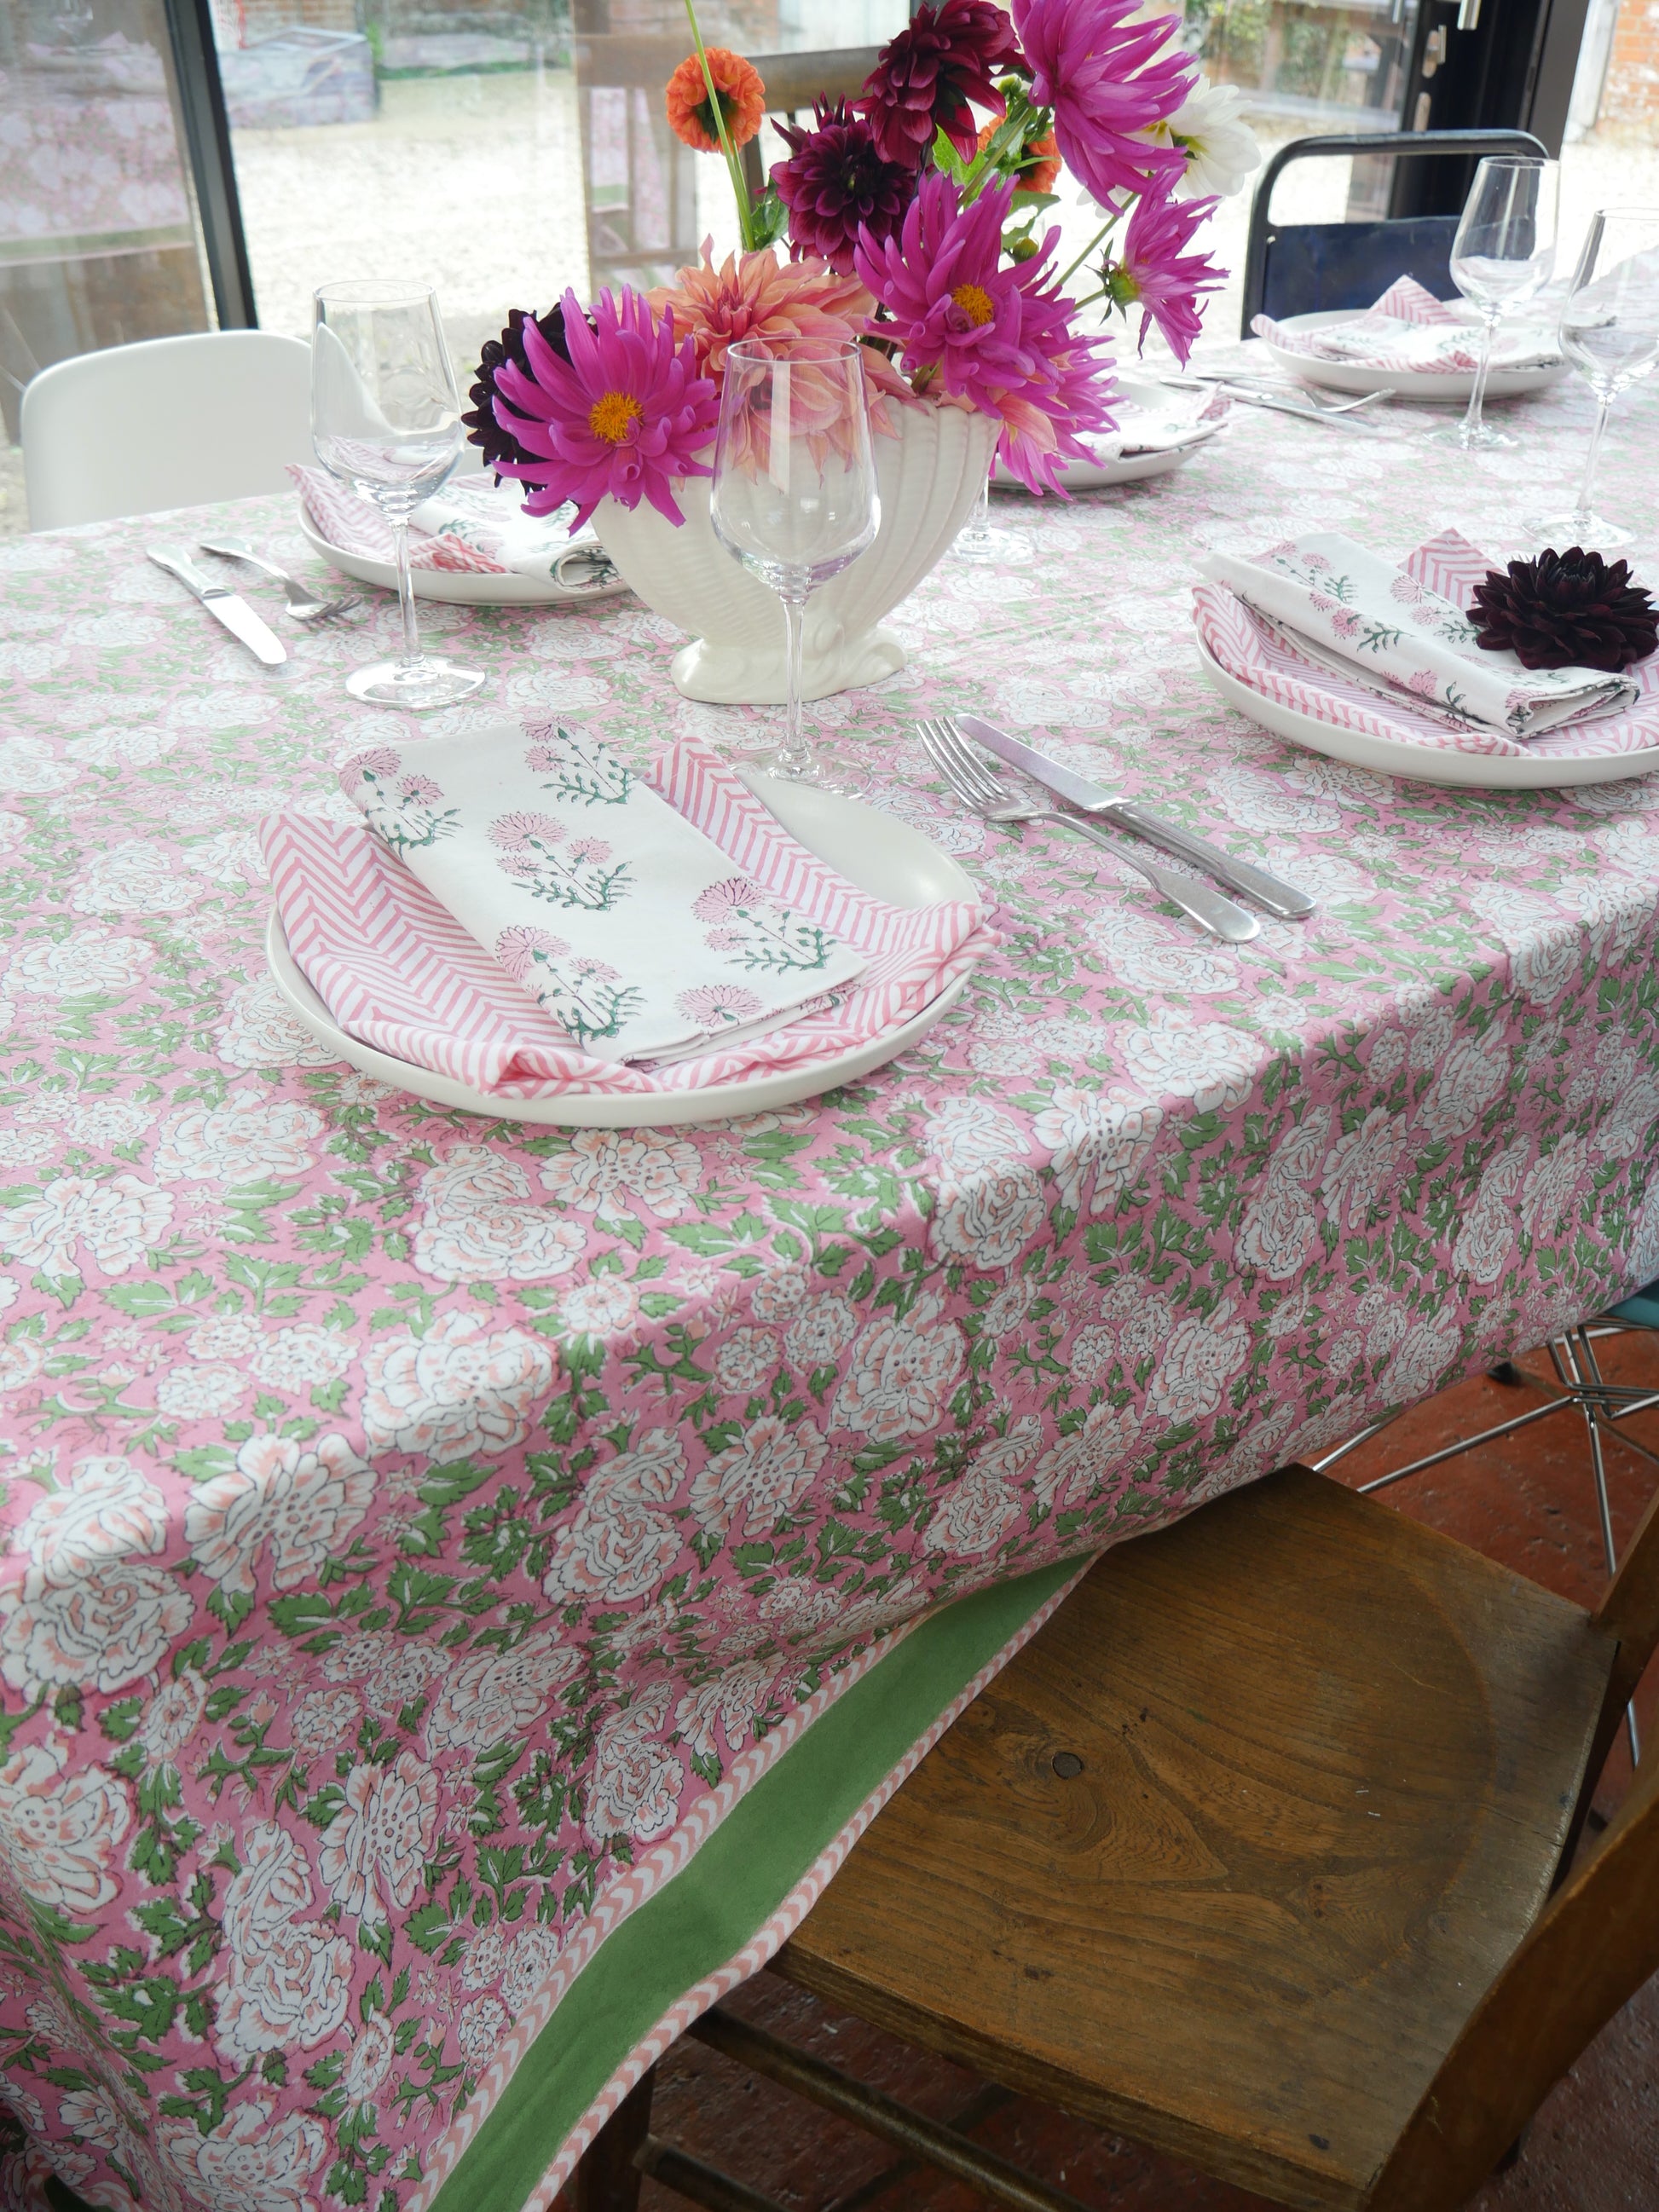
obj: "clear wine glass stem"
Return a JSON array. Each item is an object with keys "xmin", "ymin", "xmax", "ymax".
[
  {"xmin": 1460, "ymin": 308, "xmax": 1499, "ymax": 444},
  {"xmin": 391, "ymin": 515, "xmax": 421, "ymax": 673},
  {"xmin": 777, "ymin": 593, "xmax": 811, "ymax": 779},
  {"xmin": 968, "ymin": 471, "xmax": 990, "ymax": 536},
  {"xmin": 1575, "ymin": 390, "xmax": 1615, "ymax": 527}
]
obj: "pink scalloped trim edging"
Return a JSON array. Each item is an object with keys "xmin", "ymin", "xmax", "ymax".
[{"xmin": 512, "ymin": 1557, "xmax": 1092, "ymax": 2212}]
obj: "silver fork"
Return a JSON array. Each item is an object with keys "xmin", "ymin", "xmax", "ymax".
[
  {"xmin": 197, "ymin": 537, "xmax": 362, "ymax": 624},
  {"xmin": 917, "ymin": 719, "xmax": 1260, "ymax": 944}
]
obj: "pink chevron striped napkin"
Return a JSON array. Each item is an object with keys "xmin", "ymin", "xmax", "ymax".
[
  {"xmin": 291, "ymin": 465, "xmax": 616, "ymax": 589},
  {"xmin": 1194, "ymin": 530, "xmax": 1659, "ymax": 762},
  {"xmin": 1252, "ymin": 275, "xmax": 1559, "ymax": 374},
  {"xmin": 259, "ymin": 734, "xmax": 994, "ymax": 1100}
]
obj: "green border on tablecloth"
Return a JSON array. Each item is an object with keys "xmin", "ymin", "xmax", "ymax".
[{"xmin": 429, "ymin": 1556, "xmax": 1077, "ymax": 2212}]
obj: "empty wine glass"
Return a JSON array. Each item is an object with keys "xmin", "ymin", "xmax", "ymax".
[
  {"xmin": 1526, "ymin": 208, "xmax": 1659, "ymax": 551},
  {"xmin": 312, "ymin": 281, "xmax": 484, "ymax": 710},
  {"xmin": 711, "ymin": 336, "xmax": 879, "ymax": 791},
  {"xmin": 953, "ymin": 463, "xmax": 1032, "ymax": 566},
  {"xmin": 1436, "ymin": 155, "xmax": 1558, "ymax": 452}
]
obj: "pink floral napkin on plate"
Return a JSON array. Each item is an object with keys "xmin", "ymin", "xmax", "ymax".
[
  {"xmin": 1252, "ymin": 275, "xmax": 1559, "ymax": 374},
  {"xmin": 289, "ymin": 465, "xmax": 616, "ymax": 589},
  {"xmin": 1194, "ymin": 529, "xmax": 1659, "ymax": 761},
  {"xmin": 258, "ymin": 734, "xmax": 995, "ymax": 1100}
]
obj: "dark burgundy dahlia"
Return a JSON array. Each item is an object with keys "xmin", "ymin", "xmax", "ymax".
[
  {"xmin": 856, "ymin": 0, "xmax": 1022, "ymax": 169},
  {"xmin": 772, "ymin": 101, "xmax": 914, "ymax": 274},
  {"xmin": 462, "ymin": 305, "xmax": 573, "ymax": 480},
  {"xmin": 1469, "ymin": 546, "xmax": 1659, "ymax": 673}
]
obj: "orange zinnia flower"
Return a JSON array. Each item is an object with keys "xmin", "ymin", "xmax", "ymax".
[
  {"xmin": 665, "ymin": 47, "xmax": 766, "ymax": 153},
  {"xmin": 976, "ymin": 123, "xmax": 1061, "ymax": 195}
]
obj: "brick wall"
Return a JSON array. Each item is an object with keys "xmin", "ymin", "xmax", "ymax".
[{"xmin": 1602, "ymin": 0, "xmax": 1659, "ymax": 125}]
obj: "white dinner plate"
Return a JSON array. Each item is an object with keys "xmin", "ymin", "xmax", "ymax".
[
  {"xmin": 1257, "ymin": 308, "xmax": 1569, "ymax": 403},
  {"xmin": 1196, "ymin": 635, "xmax": 1659, "ymax": 790},
  {"xmin": 264, "ymin": 777, "xmax": 979, "ymax": 1126},
  {"xmin": 298, "ymin": 507, "xmax": 631, "ymax": 607},
  {"xmin": 993, "ymin": 374, "xmax": 1223, "ymax": 493}
]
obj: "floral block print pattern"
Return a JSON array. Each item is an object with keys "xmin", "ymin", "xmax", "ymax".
[
  {"xmin": 1, "ymin": 367, "xmax": 1658, "ymax": 2212},
  {"xmin": 1204, "ymin": 531, "xmax": 1639, "ymax": 739},
  {"xmin": 337, "ymin": 722, "xmax": 867, "ymax": 1064}
]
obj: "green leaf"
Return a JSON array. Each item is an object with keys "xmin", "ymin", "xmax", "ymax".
[
  {"xmin": 174, "ymin": 1446, "xmax": 237, "ymax": 1482},
  {"xmin": 404, "ymin": 1902, "xmax": 454, "ymax": 1955},
  {"xmin": 103, "ymin": 1282, "xmax": 175, "ymax": 1318}
]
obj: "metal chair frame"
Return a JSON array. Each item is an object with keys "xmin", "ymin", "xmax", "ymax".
[
  {"xmin": 1310, "ymin": 1308, "xmax": 1659, "ymax": 1759},
  {"xmin": 1240, "ymin": 127, "xmax": 1549, "ymax": 337}
]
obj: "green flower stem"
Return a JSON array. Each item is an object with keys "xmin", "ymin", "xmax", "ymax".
[
  {"xmin": 960, "ymin": 90, "xmax": 1039, "ymax": 205},
  {"xmin": 684, "ymin": 0, "xmax": 756, "ymax": 253},
  {"xmin": 1058, "ymin": 209, "xmax": 1122, "ymax": 292}
]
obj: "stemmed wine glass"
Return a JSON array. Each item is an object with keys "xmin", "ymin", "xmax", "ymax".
[
  {"xmin": 1436, "ymin": 155, "xmax": 1558, "ymax": 452},
  {"xmin": 311, "ymin": 281, "xmax": 484, "ymax": 710},
  {"xmin": 1526, "ymin": 208, "xmax": 1659, "ymax": 551},
  {"xmin": 710, "ymin": 336, "xmax": 879, "ymax": 791},
  {"xmin": 953, "ymin": 462, "xmax": 1032, "ymax": 567}
]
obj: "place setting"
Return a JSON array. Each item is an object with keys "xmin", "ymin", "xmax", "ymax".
[{"xmin": 1194, "ymin": 174, "xmax": 1659, "ymax": 789}]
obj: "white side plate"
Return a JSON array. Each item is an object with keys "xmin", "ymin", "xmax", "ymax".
[
  {"xmin": 1196, "ymin": 635, "xmax": 1659, "ymax": 790},
  {"xmin": 264, "ymin": 777, "xmax": 980, "ymax": 1125},
  {"xmin": 298, "ymin": 507, "xmax": 631, "ymax": 607},
  {"xmin": 1257, "ymin": 307, "xmax": 1569, "ymax": 402}
]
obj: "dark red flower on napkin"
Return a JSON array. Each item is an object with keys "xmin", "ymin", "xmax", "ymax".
[{"xmin": 1469, "ymin": 546, "xmax": 1659, "ymax": 673}]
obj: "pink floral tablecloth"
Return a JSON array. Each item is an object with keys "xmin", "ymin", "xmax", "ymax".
[{"xmin": 2, "ymin": 361, "xmax": 1659, "ymax": 2212}]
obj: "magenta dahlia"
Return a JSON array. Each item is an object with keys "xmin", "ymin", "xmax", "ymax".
[
  {"xmin": 857, "ymin": 0, "xmax": 1021, "ymax": 169},
  {"xmin": 1105, "ymin": 182, "xmax": 1224, "ymax": 364},
  {"xmin": 488, "ymin": 286, "xmax": 720, "ymax": 530},
  {"xmin": 1011, "ymin": 0, "xmax": 1193, "ymax": 206},
  {"xmin": 772, "ymin": 101, "xmax": 914, "ymax": 274},
  {"xmin": 854, "ymin": 171, "xmax": 1035, "ymax": 410}
]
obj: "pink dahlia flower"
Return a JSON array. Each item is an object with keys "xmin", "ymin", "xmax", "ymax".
[
  {"xmin": 1011, "ymin": 0, "xmax": 1193, "ymax": 206},
  {"xmin": 858, "ymin": 0, "xmax": 1021, "ymax": 169},
  {"xmin": 1106, "ymin": 182, "xmax": 1224, "ymax": 364},
  {"xmin": 489, "ymin": 286, "xmax": 720, "ymax": 530},
  {"xmin": 854, "ymin": 171, "xmax": 1038, "ymax": 411}
]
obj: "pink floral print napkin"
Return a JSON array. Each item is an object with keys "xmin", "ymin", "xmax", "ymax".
[
  {"xmin": 1194, "ymin": 528, "xmax": 1659, "ymax": 762},
  {"xmin": 1201, "ymin": 530, "xmax": 1639, "ymax": 740},
  {"xmin": 259, "ymin": 733, "xmax": 992, "ymax": 1096},
  {"xmin": 1252, "ymin": 274, "xmax": 1559, "ymax": 373},
  {"xmin": 332, "ymin": 723, "xmax": 870, "ymax": 1066},
  {"xmin": 290, "ymin": 465, "xmax": 616, "ymax": 588}
]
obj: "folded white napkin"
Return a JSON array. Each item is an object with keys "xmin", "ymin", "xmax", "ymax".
[
  {"xmin": 291, "ymin": 465, "xmax": 617, "ymax": 588},
  {"xmin": 1201, "ymin": 532, "xmax": 1639, "ymax": 740},
  {"xmin": 338, "ymin": 723, "xmax": 868, "ymax": 1064},
  {"xmin": 1254, "ymin": 276, "xmax": 1559, "ymax": 374}
]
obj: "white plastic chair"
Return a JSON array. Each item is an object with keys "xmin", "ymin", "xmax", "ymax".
[{"xmin": 20, "ymin": 330, "xmax": 313, "ymax": 531}]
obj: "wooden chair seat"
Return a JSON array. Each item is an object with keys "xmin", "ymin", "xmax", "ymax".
[{"xmin": 774, "ymin": 1467, "xmax": 1616, "ymax": 2211}]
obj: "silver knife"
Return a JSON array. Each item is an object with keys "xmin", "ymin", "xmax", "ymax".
[
  {"xmin": 1217, "ymin": 388, "xmax": 1387, "ymax": 432},
  {"xmin": 956, "ymin": 714, "xmax": 1317, "ymax": 921},
  {"xmin": 147, "ymin": 546, "xmax": 287, "ymax": 667}
]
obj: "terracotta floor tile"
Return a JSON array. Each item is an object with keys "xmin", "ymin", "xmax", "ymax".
[{"xmin": 561, "ymin": 1334, "xmax": 1659, "ymax": 2212}]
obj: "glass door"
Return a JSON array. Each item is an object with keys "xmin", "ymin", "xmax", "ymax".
[{"xmin": 0, "ymin": 0, "xmax": 222, "ymax": 464}]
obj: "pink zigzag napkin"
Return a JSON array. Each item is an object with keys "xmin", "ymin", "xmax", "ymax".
[
  {"xmin": 1253, "ymin": 274, "xmax": 1558, "ymax": 374},
  {"xmin": 260, "ymin": 738, "xmax": 996, "ymax": 1100},
  {"xmin": 1194, "ymin": 529, "xmax": 1659, "ymax": 761}
]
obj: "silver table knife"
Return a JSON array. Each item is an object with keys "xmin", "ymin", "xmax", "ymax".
[
  {"xmin": 956, "ymin": 714, "xmax": 1317, "ymax": 921},
  {"xmin": 147, "ymin": 546, "xmax": 287, "ymax": 667}
]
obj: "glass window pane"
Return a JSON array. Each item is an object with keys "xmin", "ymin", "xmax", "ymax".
[{"xmin": 0, "ymin": 0, "xmax": 214, "ymax": 478}]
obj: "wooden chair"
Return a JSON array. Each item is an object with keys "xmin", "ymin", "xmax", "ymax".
[{"xmin": 575, "ymin": 1458, "xmax": 1659, "ymax": 2212}]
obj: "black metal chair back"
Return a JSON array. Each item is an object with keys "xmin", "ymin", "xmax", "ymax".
[{"xmin": 1240, "ymin": 130, "xmax": 1549, "ymax": 338}]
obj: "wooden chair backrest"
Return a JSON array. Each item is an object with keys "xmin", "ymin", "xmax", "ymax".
[
  {"xmin": 1369, "ymin": 1477, "xmax": 1659, "ymax": 2210},
  {"xmin": 737, "ymin": 52, "xmax": 880, "ymax": 202}
]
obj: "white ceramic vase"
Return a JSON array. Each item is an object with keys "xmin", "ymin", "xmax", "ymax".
[{"xmin": 592, "ymin": 401, "xmax": 997, "ymax": 706}]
